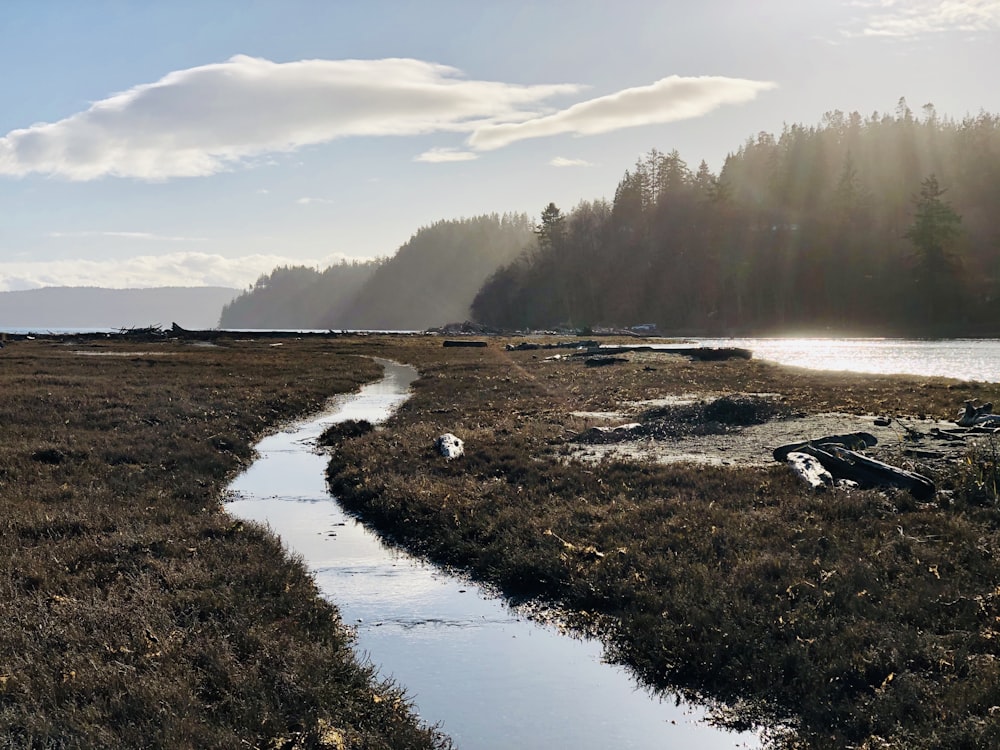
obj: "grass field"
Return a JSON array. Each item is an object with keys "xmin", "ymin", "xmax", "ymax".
[
  {"xmin": 0, "ymin": 336, "xmax": 450, "ymax": 750},
  {"xmin": 5, "ymin": 333, "xmax": 1000, "ymax": 749}
]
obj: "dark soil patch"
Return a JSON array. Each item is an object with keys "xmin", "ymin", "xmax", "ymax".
[{"xmin": 578, "ymin": 394, "xmax": 789, "ymax": 443}]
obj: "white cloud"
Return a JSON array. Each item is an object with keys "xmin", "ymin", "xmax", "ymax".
[
  {"xmin": 549, "ymin": 156, "xmax": 593, "ymax": 167},
  {"xmin": 850, "ymin": 0, "xmax": 1000, "ymax": 37},
  {"xmin": 467, "ymin": 76, "xmax": 778, "ymax": 151},
  {"xmin": 0, "ymin": 251, "xmax": 361, "ymax": 291},
  {"xmin": 296, "ymin": 197, "xmax": 336, "ymax": 205},
  {"xmin": 49, "ymin": 230, "xmax": 206, "ymax": 242},
  {"xmin": 0, "ymin": 56, "xmax": 778, "ymax": 180},
  {"xmin": 414, "ymin": 147, "xmax": 479, "ymax": 162},
  {"xmin": 0, "ymin": 55, "xmax": 580, "ymax": 181}
]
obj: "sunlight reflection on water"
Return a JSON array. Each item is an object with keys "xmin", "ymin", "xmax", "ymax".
[{"xmin": 697, "ymin": 338, "xmax": 1000, "ymax": 383}]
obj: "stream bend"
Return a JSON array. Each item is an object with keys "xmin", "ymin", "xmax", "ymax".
[{"xmin": 225, "ymin": 358, "xmax": 760, "ymax": 750}]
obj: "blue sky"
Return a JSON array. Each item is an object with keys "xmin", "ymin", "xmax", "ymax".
[{"xmin": 2, "ymin": 0, "xmax": 998, "ymax": 290}]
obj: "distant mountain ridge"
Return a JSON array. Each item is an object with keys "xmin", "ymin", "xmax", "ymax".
[{"xmin": 0, "ymin": 286, "xmax": 240, "ymax": 330}]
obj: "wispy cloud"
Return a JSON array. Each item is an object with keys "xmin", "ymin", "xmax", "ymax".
[
  {"xmin": 467, "ymin": 76, "xmax": 777, "ymax": 151},
  {"xmin": 0, "ymin": 56, "xmax": 775, "ymax": 181},
  {"xmin": 414, "ymin": 147, "xmax": 478, "ymax": 163},
  {"xmin": 48, "ymin": 230, "xmax": 206, "ymax": 242},
  {"xmin": 849, "ymin": 0, "xmax": 1000, "ymax": 37},
  {"xmin": 296, "ymin": 197, "xmax": 336, "ymax": 205},
  {"xmin": 549, "ymin": 156, "xmax": 593, "ymax": 167},
  {"xmin": 0, "ymin": 55, "xmax": 580, "ymax": 181},
  {"xmin": 0, "ymin": 251, "xmax": 360, "ymax": 291}
]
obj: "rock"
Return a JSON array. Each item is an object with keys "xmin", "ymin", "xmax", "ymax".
[{"xmin": 435, "ymin": 433, "xmax": 465, "ymax": 459}]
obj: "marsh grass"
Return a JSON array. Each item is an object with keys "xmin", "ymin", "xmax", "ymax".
[
  {"xmin": 324, "ymin": 338, "xmax": 1000, "ymax": 749},
  {"xmin": 0, "ymin": 337, "xmax": 449, "ymax": 749}
]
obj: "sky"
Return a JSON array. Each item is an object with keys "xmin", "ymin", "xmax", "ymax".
[{"xmin": 1, "ymin": 0, "xmax": 999, "ymax": 291}]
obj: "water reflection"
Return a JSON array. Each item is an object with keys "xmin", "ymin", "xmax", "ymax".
[
  {"xmin": 697, "ymin": 337, "xmax": 1000, "ymax": 383},
  {"xmin": 227, "ymin": 359, "xmax": 759, "ymax": 750}
]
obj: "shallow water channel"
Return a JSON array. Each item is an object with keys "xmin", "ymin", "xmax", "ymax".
[{"xmin": 225, "ymin": 359, "xmax": 760, "ymax": 749}]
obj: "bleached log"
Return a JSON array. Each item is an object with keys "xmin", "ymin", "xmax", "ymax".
[
  {"xmin": 797, "ymin": 444, "xmax": 935, "ymax": 501},
  {"xmin": 786, "ymin": 451, "xmax": 834, "ymax": 491}
]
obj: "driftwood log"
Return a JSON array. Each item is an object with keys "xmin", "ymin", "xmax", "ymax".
[
  {"xmin": 775, "ymin": 432, "xmax": 935, "ymax": 500},
  {"xmin": 957, "ymin": 400, "xmax": 1000, "ymax": 428},
  {"xmin": 785, "ymin": 451, "xmax": 834, "ymax": 491},
  {"xmin": 773, "ymin": 432, "xmax": 878, "ymax": 462},
  {"xmin": 443, "ymin": 340, "xmax": 488, "ymax": 348}
]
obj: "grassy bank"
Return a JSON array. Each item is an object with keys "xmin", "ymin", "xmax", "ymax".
[
  {"xmin": 325, "ymin": 337, "xmax": 1000, "ymax": 748},
  {"xmin": 0, "ymin": 337, "xmax": 450, "ymax": 749}
]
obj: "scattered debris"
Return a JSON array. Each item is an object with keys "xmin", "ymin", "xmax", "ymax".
[
  {"xmin": 773, "ymin": 432, "xmax": 878, "ymax": 462},
  {"xmin": 579, "ymin": 423, "xmax": 643, "ymax": 441},
  {"xmin": 506, "ymin": 340, "xmax": 599, "ymax": 352},
  {"xmin": 957, "ymin": 400, "xmax": 1000, "ymax": 428},
  {"xmin": 117, "ymin": 324, "xmax": 167, "ymax": 338},
  {"xmin": 574, "ymin": 345, "xmax": 752, "ymax": 361},
  {"xmin": 427, "ymin": 321, "xmax": 500, "ymax": 335},
  {"xmin": 585, "ymin": 356, "xmax": 628, "ymax": 367},
  {"xmin": 774, "ymin": 432, "xmax": 935, "ymax": 500},
  {"xmin": 435, "ymin": 433, "xmax": 465, "ymax": 459}
]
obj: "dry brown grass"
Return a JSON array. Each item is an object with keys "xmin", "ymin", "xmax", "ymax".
[
  {"xmin": 325, "ymin": 336, "xmax": 1000, "ymax": 749},
  {"xmin": 0, "ymin": 336, "xmax": 449, "ymax": 750}
]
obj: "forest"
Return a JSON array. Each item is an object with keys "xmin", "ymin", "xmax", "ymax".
[
  {"xmin": 475, "ymin": 100, "xmax": 1000, "ymax": 336},
  {"xmin": 224, "ymin": 100, "xmax": 1000, "ymax": 336}
]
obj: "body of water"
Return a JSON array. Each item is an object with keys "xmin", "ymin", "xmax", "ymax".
[
  {"xmin": 697, "ymin": 338, "xmax": 1000, "ymax": 383},
  {"xmin": 225, "ymin": 360, "xmax": 758, "ymax": 750}
]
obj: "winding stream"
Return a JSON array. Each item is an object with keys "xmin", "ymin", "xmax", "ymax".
[{"xmin": 225, "ymin": 359, "xmax": 759, "ymax": 749}]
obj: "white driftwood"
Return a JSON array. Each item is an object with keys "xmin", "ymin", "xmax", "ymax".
[
  {"xmin": 594, "ymin": 423, "xmax": 642, "ymax": 434},
  {"xmin": 786, "ymin": 451, "xmax": 834, "ymax": 491},
  {"xmin": 435, "ymin": 433, "xmax": 465, "ymax": 459}
]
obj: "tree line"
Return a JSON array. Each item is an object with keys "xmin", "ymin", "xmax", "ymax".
[
  {"xmin": 473, "ymin": 100, "xmax": 1000, "ymax": 336},
  {"xmin": 219, "ymin": 213, "xmax": 533, "ymax": 330}
]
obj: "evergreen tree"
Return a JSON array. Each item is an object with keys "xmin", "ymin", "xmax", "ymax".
[{"xmin": 905, "ymin": 174, "xmax": 963, "ymax": 326}]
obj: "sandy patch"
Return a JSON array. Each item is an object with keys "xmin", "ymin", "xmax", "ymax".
[{"xmin": 571, "ymin": 412, "xmax": 969, "ymax": 469}]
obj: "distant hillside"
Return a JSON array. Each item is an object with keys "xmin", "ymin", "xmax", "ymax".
[
  {"xmin": 218, "ymin": 213, "xmax": 534, "ymax": 330},
  {"xmin": 218, "ymin": 261, "xmax": 381, "ymax": 329},
  {"xmin": 335, "ymin": 213, "xmax": 534, "ymax": 330},
  {"xmin": 0, "ymin": 286, "xmax": 239, "ymax": 330}
]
